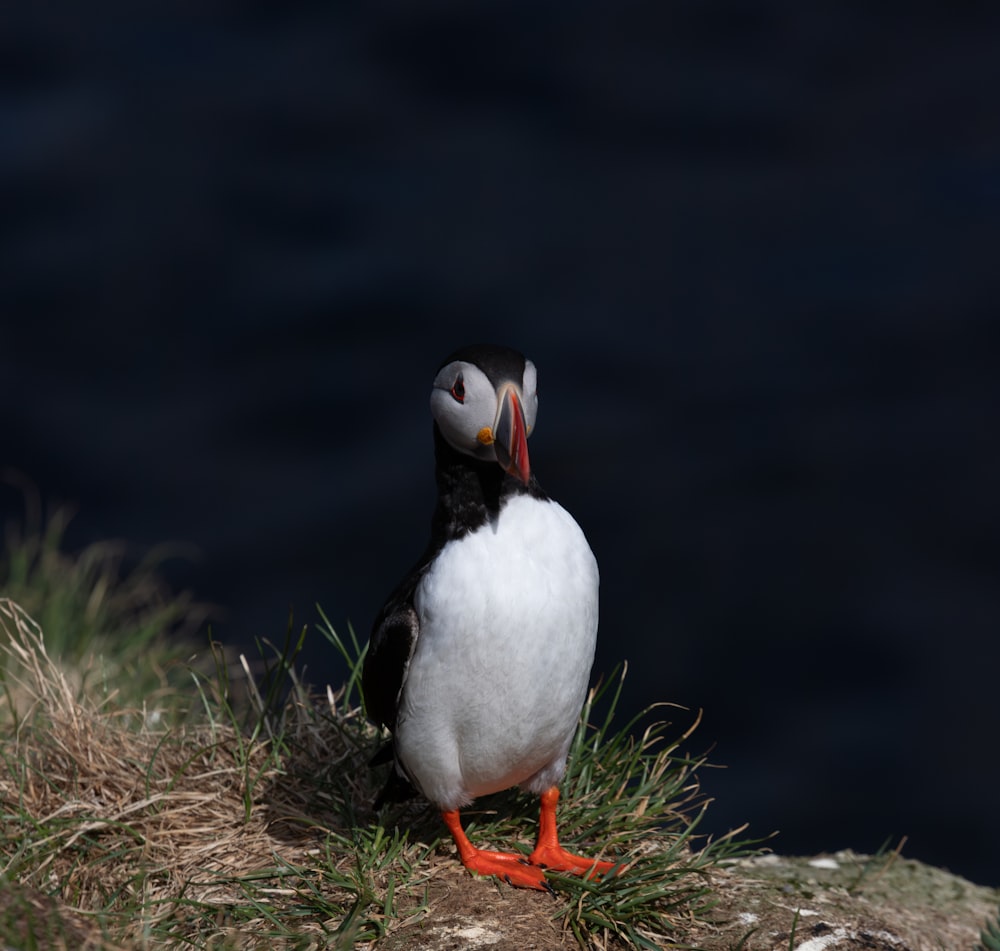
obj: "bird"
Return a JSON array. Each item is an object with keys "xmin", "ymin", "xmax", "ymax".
[{"xmin": 362, "ymin": 344, "xmax": 617, "ymax": 891}]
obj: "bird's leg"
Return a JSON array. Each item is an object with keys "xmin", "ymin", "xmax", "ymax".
[
  {"xmin": 441, "ymin": 809, "xmax": 551, "ymax": 891},
  {"xmin": 527, "ymin": 787, "xmax": 618, "ymax": 878}
]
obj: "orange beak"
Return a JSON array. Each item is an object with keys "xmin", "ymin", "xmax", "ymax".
[{"xmin": 493, "ymin": 384, "xmax": 530, "ymax": 485}]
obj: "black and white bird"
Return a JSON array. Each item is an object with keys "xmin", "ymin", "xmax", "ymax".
[{"xmin": 362, "ymin": 344, "xmax": 616, "ymax": 890}]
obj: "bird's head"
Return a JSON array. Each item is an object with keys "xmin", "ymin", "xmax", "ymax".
[{"xmin": 430, "ymin": 344, "xmax": 538, "ymax": 485}]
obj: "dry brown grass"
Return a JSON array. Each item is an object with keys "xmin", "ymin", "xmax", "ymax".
[
  {"xmin": 0, "ymin": 596, "xmax": 749, "ymax": 949},
  {"xmin": 0, "ymin": 598, "xmax": 418, "ymax": 948},
  {"xmin": 5, "ymin": 596, "xmax": 993, "ymax": 950}
]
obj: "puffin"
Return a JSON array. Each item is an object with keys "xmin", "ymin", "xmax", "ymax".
[{"xmin": 362, "ymin": 344, "xmax": 617, "ymax": 891}]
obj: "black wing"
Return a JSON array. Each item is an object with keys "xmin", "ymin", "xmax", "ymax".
[
  {"xmin": 363, "ymin": 576, "xmax": 424, "ymax": 807},
  {"xmin": 362, "ymin": 576, "xmax": 422, "ymax": 733}
]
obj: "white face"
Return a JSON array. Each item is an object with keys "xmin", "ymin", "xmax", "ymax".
[{"xmin": 430, "ymin": 359, "xmax": 538, "ymax": 463}]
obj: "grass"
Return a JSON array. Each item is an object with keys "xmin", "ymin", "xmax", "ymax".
[
  {"xmin": 0, "ymin": 510, "xmax": 756, "ymax": 949},
  {"xmin": 980, "ymin": 906, "xmax": 1000, "ymax": 951},
  {"xmin": 843, "ymin": 834, "xmax": 908, "ymax": 895},
  {"xmin": 0, "ymin": 492, "xmax": 208, "ymax": 703}
]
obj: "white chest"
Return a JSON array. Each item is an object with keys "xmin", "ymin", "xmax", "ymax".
[{"xmin": 395, "ymin": 494, "xmax": 600, "ymax": 808}]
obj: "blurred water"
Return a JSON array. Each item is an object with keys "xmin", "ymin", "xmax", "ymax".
[{"xmin": 3, "ymin": 3, "xmax": 999, "ymax": 884}]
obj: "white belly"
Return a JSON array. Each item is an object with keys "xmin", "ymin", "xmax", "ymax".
[{"xmin": 395, "ymin": 494, "xmax": 599, "ymax": 811}]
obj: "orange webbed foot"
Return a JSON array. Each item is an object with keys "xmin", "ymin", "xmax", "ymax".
[
  {"xmin": 527, "ymin": 786, "xmax": 620, "ymax": 880},
  {"xmin": 457, "ymin": 845, "xmax": 553, "ymax": 891},
  {"xmin": 527, "ymin": 842, "xmax": 618, "ymax": 879},
  {"xmin": 442, "ymin": 810, "xmax": 552, "ymax": 892},
  {"xmin": 441, "ymin": 787, "xmax": 622, "ymax": 892}
]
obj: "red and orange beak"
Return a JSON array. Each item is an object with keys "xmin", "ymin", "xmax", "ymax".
[{"xmin": 492, "ymin": 384, "xmax": 530, "ymax": 485}]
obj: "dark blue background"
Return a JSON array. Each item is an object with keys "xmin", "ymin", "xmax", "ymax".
[{"xmin": 3, "ymin": 4, "xmax": 999, "ymax": 886}]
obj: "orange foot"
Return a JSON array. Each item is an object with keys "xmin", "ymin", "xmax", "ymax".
[
  {"xmin": 528, "ymin": 841, "xmax": 618, "ymax": 878},
  {"xmin": 441, "ymin": 787, "xmax": 620, "ymax": 892},
  {"xmin": 442, "ymin": 810, "xmax": 552, "ymax": 891},
  {"xmin": 527, "ymin": 786, "xmax": 618, "ymax": 880}
]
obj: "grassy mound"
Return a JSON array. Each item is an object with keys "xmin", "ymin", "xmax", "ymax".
[{"xmin": 0, "ymin": 516, "xmax": 751, "ymax": 949}]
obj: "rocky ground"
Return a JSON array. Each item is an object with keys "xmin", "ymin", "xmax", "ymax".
[{"xmin": 379, "ymin": 850, "xmax": 999, "ymax": 950}]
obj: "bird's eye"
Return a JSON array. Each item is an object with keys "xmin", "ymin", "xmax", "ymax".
[{"xmin": 450, "ymin": 375, "xmax": 465, "ymax": 403}]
